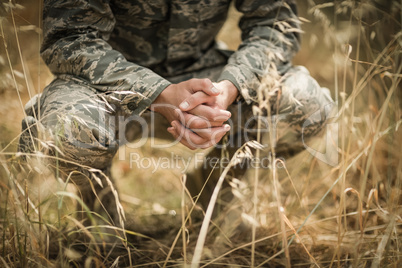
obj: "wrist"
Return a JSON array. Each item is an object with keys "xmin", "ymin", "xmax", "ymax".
[
  {"xmin": 216, "ymin": 80, "xmax": 239, "ymax": 107},
  {"xmin": 151, "ymin": 84, "xmax": 174, "ymax": 107},
  {"xmin": 153, "ymin": 85, "xmax": 171, "ymax": 104},
  {"xmin": 151, "ymin": 84, "xmax": 175, "ymax": 113}
]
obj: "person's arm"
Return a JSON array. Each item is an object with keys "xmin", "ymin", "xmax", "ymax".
[
  {"xmin": 41, "ymin": 0, "xmax": 170, "ymax": 116},
  {"xmin": 217, "ymin": 0, "xmax": 301, "ymax": 104}
]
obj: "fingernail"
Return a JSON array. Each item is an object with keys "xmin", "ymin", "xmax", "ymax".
[
  {"xmin": 220, "ymin": 110, "xmax": 231, "ymax": 117},
  {"xmin": 211, "ymin": 87, "xmax": 220, "ymax": 94},
  {"xmin": 167, "ymin": 127, "xmax": 174, "ymax": 132},
  {"xmin": 224, "ymin": 124, "xmax": 231, "ymax": 131},
  {"xmin": 180, "ymin": 101, "xmax": 189, "ymax": 109}
]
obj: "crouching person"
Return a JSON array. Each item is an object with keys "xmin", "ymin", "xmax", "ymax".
[{"xmin": 19, "ymin": 0, "xmax": 334, "ymax": 247}]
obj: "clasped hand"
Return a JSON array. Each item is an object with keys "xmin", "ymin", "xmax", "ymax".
[{"xmin": 150, "ymin": 78, "xmax": 238, "ymax": 150}]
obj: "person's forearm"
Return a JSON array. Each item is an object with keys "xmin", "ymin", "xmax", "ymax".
[
  {"xmin": 42, "ymin": 0, "xmax": 171, "ymax": 116},
  {"xmin": 218, "ymin": 0, "xmax": 300, "ymax": 105}
]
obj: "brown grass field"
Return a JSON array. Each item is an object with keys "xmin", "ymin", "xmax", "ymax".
[{"xmin": 0, "ymin": 0, "xmax": 401, "ymax": 267}]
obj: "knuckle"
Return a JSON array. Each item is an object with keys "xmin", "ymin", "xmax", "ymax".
[
  {"xmin": 191, "ymin": 120, "xmax": 204, "ymax": 129},
  {"xmin": 186, "ymin": 96, "xmax": 195, "ymax": 106},
  {"xmin": 206, "ymin": 110, "xmax": 219, "ymax": 120},
  {"xmin": 187, "ymin": 79, "xmax": 197, "ymax": 88},
  {"xmin": 193, "ymin": 136, "xmax": 207, "ymax": 145},
  {"xmin": 197, "ymin": 132, "xmax": 209, "ymax": 140},
  {"xmin": 200, "ymin": 78, "xmax": 211, "ymax": 88},
  {"xmin": 201, "ymin": 110, "xmax": 213, "ymax": 121}
]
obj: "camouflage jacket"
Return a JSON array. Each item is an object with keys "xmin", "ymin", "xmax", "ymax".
[{"xmin": 41, "ymin": 0, "xmax": 300, "ymax": 116}]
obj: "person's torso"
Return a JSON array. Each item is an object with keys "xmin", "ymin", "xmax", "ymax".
[{"xmin": 108, "ymin": 0, "xmax": 232, "ymax": 77}]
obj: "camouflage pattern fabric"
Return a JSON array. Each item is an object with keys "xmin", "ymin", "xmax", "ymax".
[
  {"xmin": 19, "ymin": 65, "xmax": 333, "ymax": 217},
  {"xmin": 41, "ymin": 0, "xmax": 300, "ymax": 116},
  {"xmin": 19, "ymin": 0, "xmax": 334, "ymax": 222}
]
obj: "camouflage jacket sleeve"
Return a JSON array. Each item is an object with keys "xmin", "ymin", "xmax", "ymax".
[
  {"xmin": 41, "ymin": 0, "xmax": 171, "ymax": 116},
  {"xmin": 218, "ymin": 0, "xmax": 301, "ymax": 104}
]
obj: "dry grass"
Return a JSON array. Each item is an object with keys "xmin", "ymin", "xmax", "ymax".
[{"xmin": 1, "ymin": 0, "xmax": 401, "ymax": 267}]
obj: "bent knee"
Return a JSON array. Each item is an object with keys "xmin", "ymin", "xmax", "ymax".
[
  {"xmin": 279, "ymin": 66, "xmax": 335, "ymax": 136},
  {"xmin": 20, "ymin": 111, "xmax": 118, "ymax": 171},
  {"xmin": 52, "ymin": 115, "xmax": 118, "ymax": 169}
]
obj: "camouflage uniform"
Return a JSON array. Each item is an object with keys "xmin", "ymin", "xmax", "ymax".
[{"xmin": 20, "ymin": 0, "xmax": 333, "ymax": 223}]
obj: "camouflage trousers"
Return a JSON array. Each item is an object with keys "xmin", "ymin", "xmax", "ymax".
[{"xmin": 19, "ymin": 65, "xmax": 333, "ymax": 225}]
